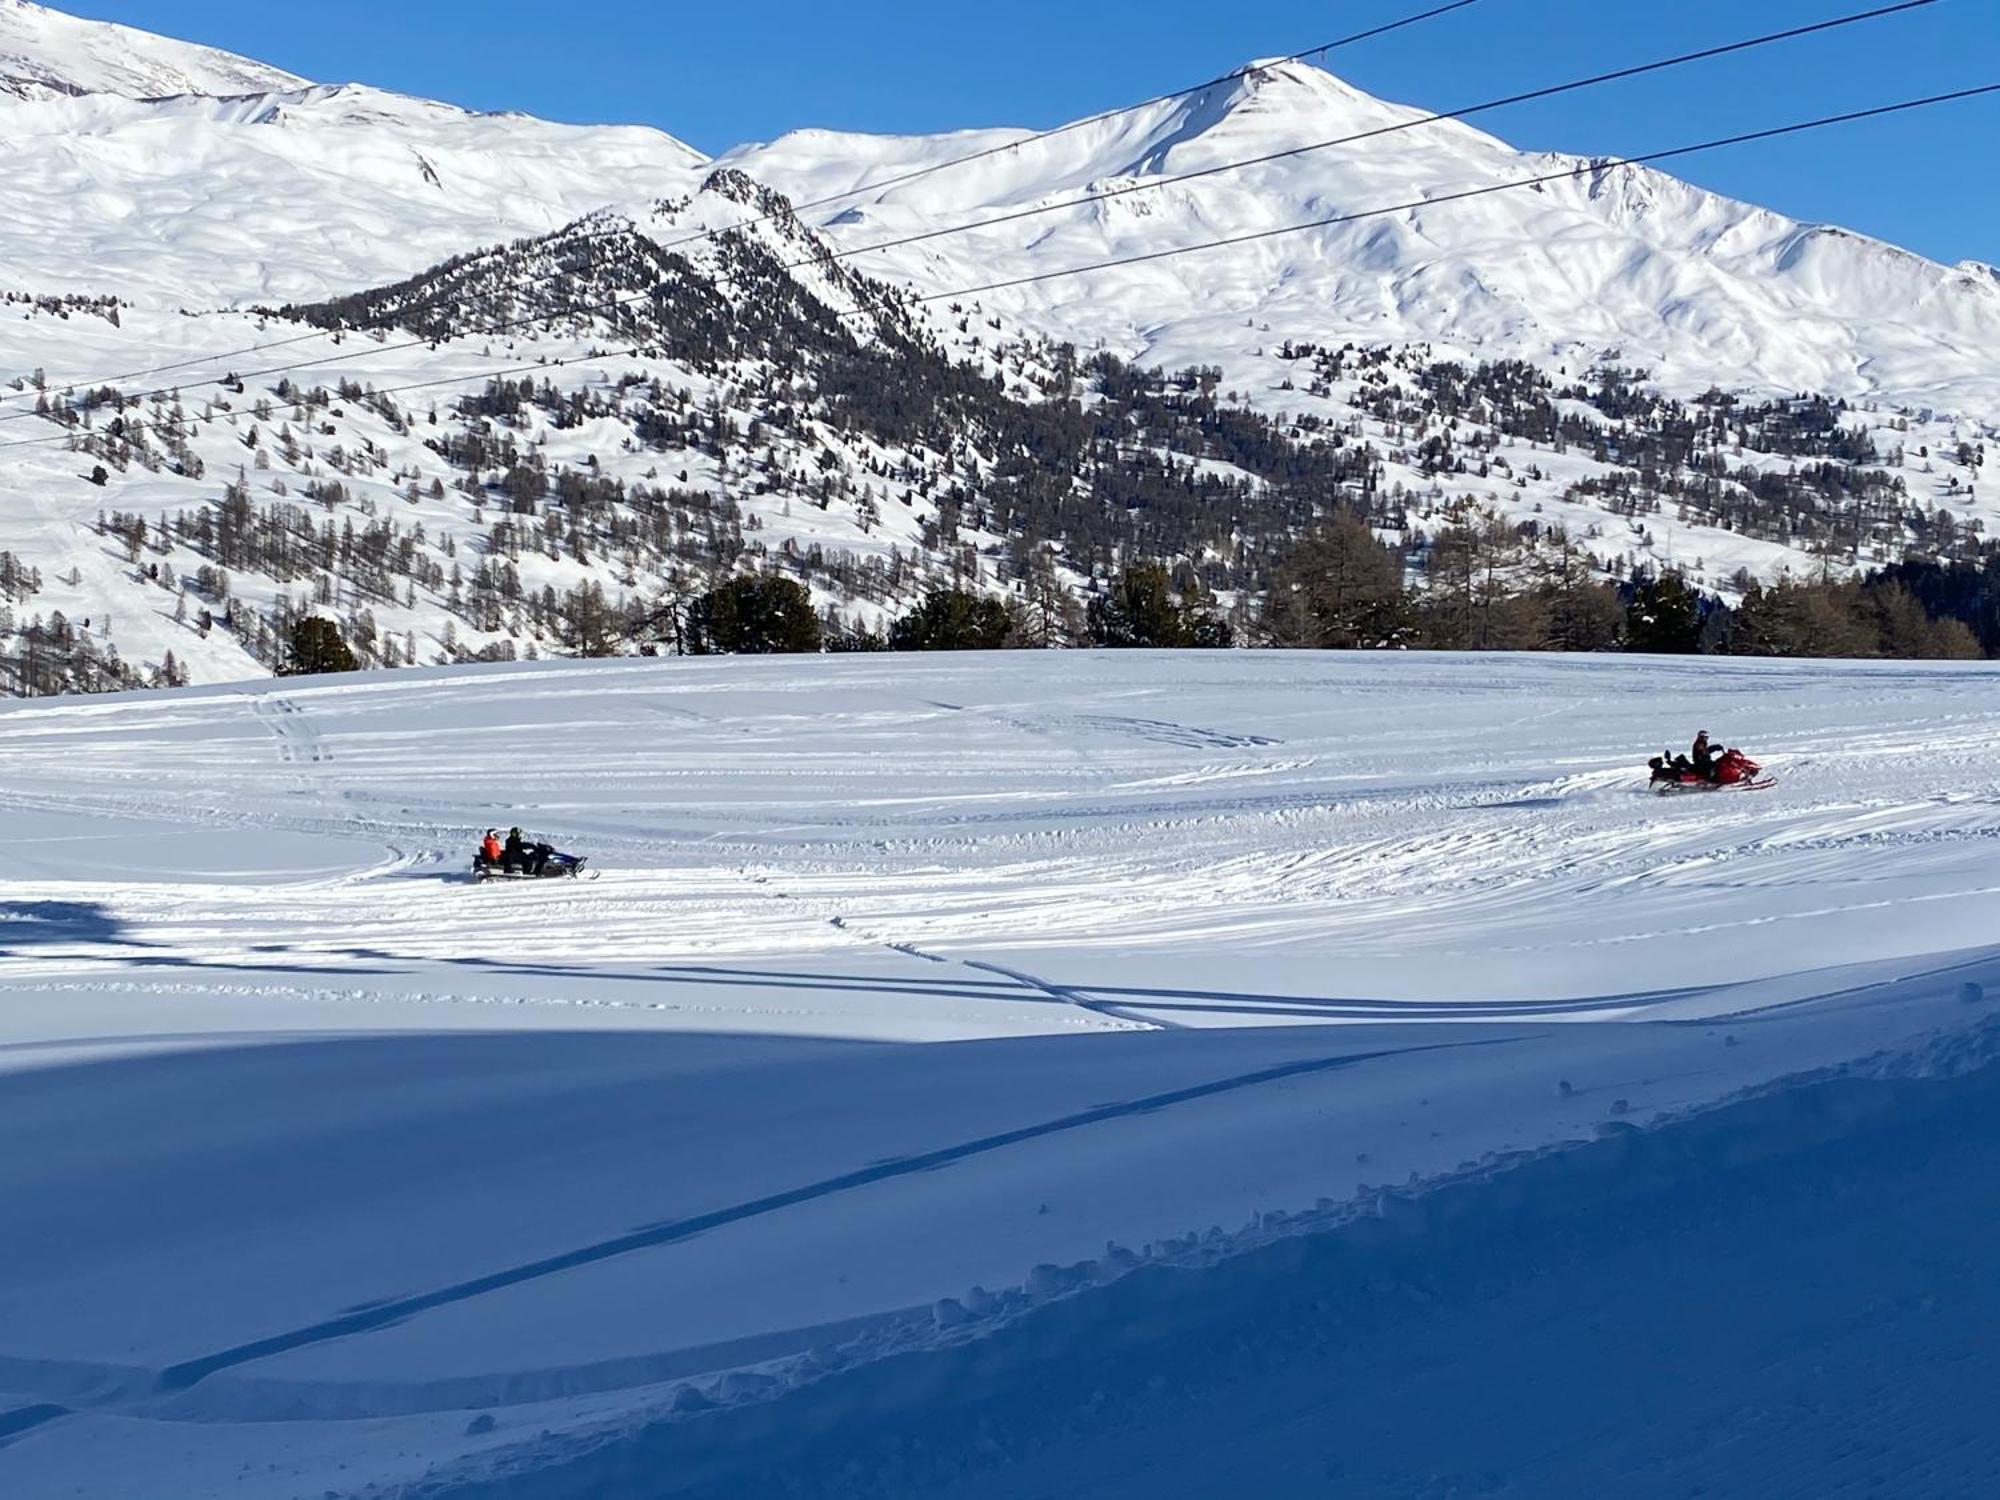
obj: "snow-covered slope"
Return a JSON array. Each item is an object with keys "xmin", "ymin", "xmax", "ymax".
[
  {"xmin": 0, "ymin": 4, "xmax": 739, "ymax": 306},
  {"xmin": 729, "ymin": 59, "xmax": 2000, "ymax": 413},
  {"xmin": 0, "ymin": 0, "xmax": 304, "ymax": 100},
  {"xmin": 0, "ymin": 3, "xmax": 706, "ymax": 304},
  {"xmin": 1, "ymin": 8, "xmax": 1995, "ymax": 412},
  {"xmin": 0, "ymin": 82, "xmax": 708, "ymax": 307},
  {"xmin": 3, "ymin": 650, "xmax": 2000, "ymax": 1497}
]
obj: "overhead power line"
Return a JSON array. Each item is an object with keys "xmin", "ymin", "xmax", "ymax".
[
  {"xmin": 724, "ymin": 0, "xmax": 1497, "ymax": 231},
  {"xmin": 890, "ymin": 84, "xmax": 2000, "ymax": 305},
  {"xmin": 0, "ymin": 0, "xmax": 1493, "ymax": 410},
  {"xmin": 2, "ymin": 81, "xmax": 1989, "ymax": 460},
  {"xmin": 824, "ymin": 0, "xmax": 1943, "ymax": 265},
  {"xmin": 0, "ymin": 0, "xmax": 1941, "ymax": 431}
]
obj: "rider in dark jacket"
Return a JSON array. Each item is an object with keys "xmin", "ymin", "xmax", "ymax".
[{"xmin": 1691, "ymin": 730, "xmax": 1718, "ymax": 782}]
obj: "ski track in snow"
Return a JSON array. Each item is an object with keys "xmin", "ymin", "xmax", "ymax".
[{"xmin": 4, "ymin": 649, "xmax": 2000, "ymax": 1498}]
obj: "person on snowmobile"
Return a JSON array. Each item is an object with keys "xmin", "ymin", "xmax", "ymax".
[
  {"xmin": 502, "ymin": 826, "xmax": 557, "ymax": 876},
  {"xmin": 480, "ymin": 829, "xmax": 503, "ymax": 865},
  {"xmin": 1690, "ymin": 730, "xmax": 1719, "ymax": 783}
]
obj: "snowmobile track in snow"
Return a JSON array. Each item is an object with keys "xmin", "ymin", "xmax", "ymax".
[{"xmin": 0, "ymin": 1037, "xmax": 1497, "ymax": 1444}]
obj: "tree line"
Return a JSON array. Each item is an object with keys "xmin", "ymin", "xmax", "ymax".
[{"xmin": 278, "ymin": 526, "xmax": 1985, "ymax": 678}]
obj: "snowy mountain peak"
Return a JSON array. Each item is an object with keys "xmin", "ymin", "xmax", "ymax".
[
  {"xmin": 0, "ymin": 0, "xmax": 307, "ymax": 100},
  {"xmin": 1169, "ymin": 57, "xmax": 1503, "ymax": 156},
  {"xmin": 1228, "ymin": 57, "xmax": 1417, "ymax": 115}
]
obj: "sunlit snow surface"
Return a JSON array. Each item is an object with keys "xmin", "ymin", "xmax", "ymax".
[
  {"xmin": 3, "ymin": 18, "xmax": 1997, "ymax": 406},
  {"xmin": 0, "ymin": 0, "xmax": 304, "ymax": 102},
  {"xmin": 3, "ymin": 649, "xmax": 2000, "ymax": 1497}
]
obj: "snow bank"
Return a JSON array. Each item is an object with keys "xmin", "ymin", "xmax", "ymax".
[{"xmin": 470, "ymin": 1016, "xmax": 2000, "ymax": 1499}]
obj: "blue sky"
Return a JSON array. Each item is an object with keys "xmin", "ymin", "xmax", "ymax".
[{"xmin": 69, "ymin": 1, "xmax": 1999, "ymax": 266}]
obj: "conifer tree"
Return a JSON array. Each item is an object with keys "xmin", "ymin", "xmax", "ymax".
[
  {"xmin": 283, "ymin": 616, "xmax": 359, "ymax": 676},
  {"xmin": 889, "ymin": 589, "xmax": 1015, "ymax": 651},
  {"xmin": 1087, "ymin": 563, "xmax": 1231, "ymax": 648},
  {"xmin": 685, "ymin": 575, "xmax": 822, "ymax": 655},
  {"xmin": 1261, "ymin": 513, "xmax": 1406, "ymax": 648},
  {"xmin": 1624, "ymin": 571, "xmax": 1705, "ymax": 654}
]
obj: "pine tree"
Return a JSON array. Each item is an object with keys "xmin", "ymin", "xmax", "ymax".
[
  {"xmin": 889, "ymin": 589, "xmax": 1015, "ymax": 651},
  {"xmin": 1262, "ymin": 513, "xmax": 1406, "ymax": 648},
  {"xmin": 283, "ymin": 616, "xmax": 359, "ymax": 676},
  {"xmin": 1535, "ymin": 528, "xmax": 1623, "ymax": 652},
  {"xmin": 1087, "ymin": 563, "xmax": 1232, "ymax": 648},
  {"xmin": 685, "ymin": 575, "xmax": 822, "ymax": 655},
  {"xmin": 1624, "ymin": 571, "xmax": 1705, "ymax": 654}
]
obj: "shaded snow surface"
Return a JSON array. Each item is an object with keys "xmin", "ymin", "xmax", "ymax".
[{"xmin": 2, "ymin": 650, "xmax": 1999, "ymax": 1497}]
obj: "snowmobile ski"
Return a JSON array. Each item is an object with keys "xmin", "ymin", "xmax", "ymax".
[{"xmin": 1653, "ymin": 776, "xmax": 1776, "ymax": 795}]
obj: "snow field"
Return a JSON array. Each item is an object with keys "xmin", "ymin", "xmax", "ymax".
[
  {"xmin": 623, "ymin": 1032, "xmax": 2000, "ymax": 1500},
  {"xmin": 2, "ymin": 650, "xmax": 2000, "ymax": 1495}
]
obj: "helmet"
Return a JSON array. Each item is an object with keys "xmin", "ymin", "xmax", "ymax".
[
  {"xmin": 509, "ymin": 826, "xmax": 522, "ymax": 838},
  {"xmin": 486, "ymin": 828, "xmax": 498, "ymax": 837}
]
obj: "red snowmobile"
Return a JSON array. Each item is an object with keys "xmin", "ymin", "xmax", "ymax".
[{"xmin": 1648, "ymin": 747, "xmax": 1773, "ymax": 794}]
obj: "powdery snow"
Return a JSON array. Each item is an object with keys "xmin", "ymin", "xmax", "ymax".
[
  {"xmin": 2, "ymin": 649, "xmax": 1999, "ymax": 1496},
  {"xmin": 0, "ymin": 84, "xmax": 707, "ymax": 306}
]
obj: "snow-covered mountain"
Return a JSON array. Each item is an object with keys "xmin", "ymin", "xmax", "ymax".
[
  {"xmin": 0, "ymin": 81, "xmax": 708, "ymax": 305},
  {"xmin": 0, "ymin": 0, "xmax": 303, "ymax": 100},
  {"xmin": 732, "ymin": 58, "xmax": 2000, "ymax": 413},
  {"xmin": 0, "ymin": 5, "xmax": 1996, "ymax": 694},
  {"xmin": 0, "ymin": 6, "xmax": 706, "ymax": 306},
  {"xmin": 2, "ymin": 10, "xmax": 1994, "ymax": 410}
]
